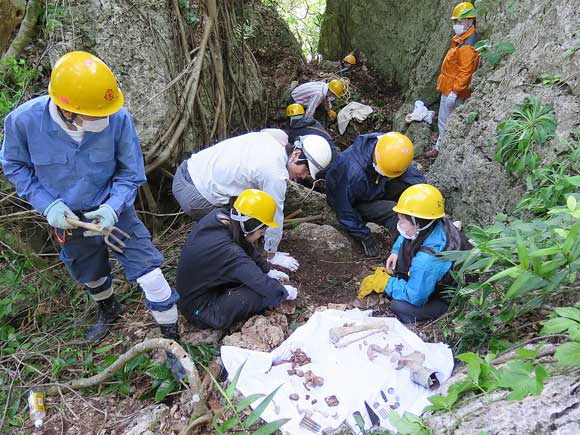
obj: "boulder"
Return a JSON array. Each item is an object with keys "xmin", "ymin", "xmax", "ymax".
[
  {"xmin": 285, "ymin": 223, "xmax": 354, "ymax": 261},
  {"xmin": 284, "ymin": 181, "xmax": 340, "ymax": 229},
  {"xmin": 222, "ymin": 313, "xmax": 288, "ymax": 352}
]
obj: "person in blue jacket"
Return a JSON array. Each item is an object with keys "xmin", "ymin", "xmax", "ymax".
[
  {"xmin": 286, "ymin": 103, "xmax": 338, "ymax": 181},
  {"xmin": 325, "ymin": 132, "xmax": 426, "ymax": 257},
  {"xmin": 0, "ymin": 52, "xmax": 179, "ymax": 342},
  {"xmin": 176, "ymin": 189, "xmax": 297, "ymax": 329},
  {"xmin": 385, "ymin": 184, "xmax": 453, "ymax": 323}
]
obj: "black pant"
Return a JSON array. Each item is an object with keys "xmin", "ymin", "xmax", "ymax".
[
  {"xmin": 391, "ymin": 297, "xmax": 449, "ymax": 324},
  {"xmin": 191, "ymin": 286, "xmax": 270, "ymax": 330}
]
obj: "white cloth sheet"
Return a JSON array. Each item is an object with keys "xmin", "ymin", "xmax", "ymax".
[
  {"xmin": 405, "ymin": 100, "xmax": 435, "ymax": 125},
  {"xmin": 337, "ymin": 102, "xmax": 374, "ymax": 135},
  {"xmin": 221, "ymin": 309, "xmax": 454, "ymax": 434}
]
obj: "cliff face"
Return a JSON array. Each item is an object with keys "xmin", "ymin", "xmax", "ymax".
[{"xmin": 320, "ymin": 0, "xmax": 580, "ymax": 225}]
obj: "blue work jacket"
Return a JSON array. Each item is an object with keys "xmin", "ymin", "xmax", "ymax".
[
  {"xmin": 0, "ymin": 95, "xmax": 145, "ymax": 214},
  {"xmin": 386, "ymin": 221, "xmax": 453, "ymax": 306},
  {"xmin": 325, "ymin": 133, "xmax": 426, "ymax": 240}
]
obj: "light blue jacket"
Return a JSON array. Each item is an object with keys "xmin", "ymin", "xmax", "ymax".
[
  {"xmin": 0, "ymin": 95, "xmax": 145, "ymax": 214},
  {"xmin": 386, "ymin": 220, "xmax": 453, "ymax": 306}
]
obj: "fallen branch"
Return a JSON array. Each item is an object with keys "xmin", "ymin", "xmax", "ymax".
[
  {"xmin": 284, "ymin": 209, "xmax": 303, "ymax": 220},
  {"xmin": 46, "ymin": 338, "xmax": 209, "ymax": 419},
  {"xmin": 283, "ymin": 214, "xmax": 324, "ymax": 227}
]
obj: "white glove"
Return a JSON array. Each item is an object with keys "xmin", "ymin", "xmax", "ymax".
[
  {"xmin": 268, "ymin": 252, "xmax": 299, "ymax": 271},
  {"xmin": 267, "ymin": 269, "xmax": 289, "ymax": 281},
  {"xmin": 283, "ymin": 285, "xmax": 298, "ymax": 300},
  {"xmin": 447, "ymin": 91, "xmax": 457, "ymax": 105}
]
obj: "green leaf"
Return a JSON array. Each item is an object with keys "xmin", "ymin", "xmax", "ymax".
[
  {"xmin": 506, "ymin": 271, "xmax": 544, "ymax": 299},
  {"xmin": 457, "ymin": 352, "xmax": 482, "ymax": 383},
  {"xmin": 226, "ymin": 363, "xmax": 245, "ymax": 400},
  {"xmin": 220, "ymin": 417, "xmax": 241, "ymax": 431},
  {"xmin": 146, "ymin": 364, "xmax": 172, "ymax": 380},
  {"xmin": 553, "ymin": 307, "xmax": 580, "ymax": 323},
  {"xmin": 516, "ymin": 233, "xmax": 529, "ymax": 270},
  {"xmin": 498, "ymin": 361, "xmax": 548, "ymax": 400},
  {"xmin": 568, "ymin": 326, "xmax": 580, "ymax": 341},
  {"xmin": 251, "ymin": 419, "xmax": 291, "ymax": 435},
  {"xmin": 155, "ymin": 379, "xmax": 177, "ymax": 402},
  {"xmin": 94, "ymin": 343, "xmax": 115, "ymax": 354},
  {"xmin": 567, "ymin": 195, "xmax": 578, "ymax": 211},
  {"xmin": 555, "ymin": 342, "xmax": 580, "ymax": 366},
  {"xmin": 246, "ymin": 385, "xmax": 283, "ymax": 427},
  {"xmin": 388, "ymin": 411, "xmax": 426, "ymax": 434},
  {"xmin": 515, "ymin": 348, "xmax": 538, "ymax": 360},
  {"xmin": 235, "ymin": 393, "xmax": 264, "ymax": 412},
  {"xmin": 540, "ymin": 317, "xmax": 579, "ymax": 335}
]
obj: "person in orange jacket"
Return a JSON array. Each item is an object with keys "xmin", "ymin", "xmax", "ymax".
[{"xmin": 425, "ymin": 2, "xmax": 479, "ymax": 159}]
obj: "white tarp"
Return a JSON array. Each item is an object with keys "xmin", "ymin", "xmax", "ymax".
[
  {"xmin": 221, "ymin": 309, "xmax": 454, "ymax": 434},
  {"xmin": 337, "ymin": 102, "xmax": 374, "ymax": 134}
]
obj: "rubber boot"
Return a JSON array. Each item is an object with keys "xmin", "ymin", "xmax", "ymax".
[
  {"xmin": 160, "ymin": 323, "xmax": 187, "ymax": 381},
  {"xmin": 85, "ymin": 296, "xmax": 125, "ymax": 341}
]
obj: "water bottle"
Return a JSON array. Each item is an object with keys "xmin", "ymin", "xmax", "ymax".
[{"xmin": 27, "ymin": 388, "xmax": 46, "ymax": 429}]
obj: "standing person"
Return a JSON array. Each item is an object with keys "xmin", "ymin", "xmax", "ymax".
[
  {"xmin": 383, "ymin": 184, "xmax": 471, "ymax": 323},
  {"xmin": 176, "ymin": 189, "xmax": 297, "ymax": 330},
  {"xmin": 288, "ymin": 79, "xmax": 344, "ymax": 121},
  {"xmin": 425, "ymin": 2, "xmax": 479, "ymax": 159},
  {"xmin": 325, "ymin": 132, "xmax": 426, "ymax": 257},
  {"xmin": 171, "ymin": 129, "xmax": 333, "ymax": 270},
  {"xmin": 0, "ymin": 52, "xmax": 180, "ymax": 341},
  {"xmin": 286, "ymin": 103, "xmax": 338, "ymax": 179}
]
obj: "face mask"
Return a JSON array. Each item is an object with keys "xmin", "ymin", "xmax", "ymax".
[
  {"xmin": 75, "ymin": 117, "xmax": 109, "ymax": 133},
  {"xmin": 373, "ymin": 162, "xmax": 386, "ymax": 176},
  {"xmin": 397, "ymin": 222, "xmax": 417, "ymax": 240},
  {"xmin": 453, "ymin": 24, "xmax": 465, "ymax": 35}
]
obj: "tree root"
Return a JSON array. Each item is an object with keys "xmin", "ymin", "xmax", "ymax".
[{"xmin": 45, "ymin": 338, "xmax": 210, "ymax": 420}]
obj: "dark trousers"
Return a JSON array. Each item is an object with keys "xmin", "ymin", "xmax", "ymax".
[
  {"xmin": 191, "ymin": 286, "xmax": 270, "ymax": 330},
  {"xmin": 391, "ymin": 297, "xmax": 449, "ymax": 324}
]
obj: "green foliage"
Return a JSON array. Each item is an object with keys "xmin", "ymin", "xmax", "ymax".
[
  {"xmin": 564, "ymin": 23, "xmax": 580, "ymax": 58},
  {"xmin": 388, "ymin": 411, "xmax": 431, "ymax": 435},
  {"xmin": 474, "ymin": 40, "xmax": 515, "ymax": 66},
  {"xmin": 179, "ymin": 0, "xmax": 199, "ymax": 26},
  {"xmin": 458, "ymin": 0, "xmax": 489, "ymax": 19},
  {"xmin": 443, "ymin": 196, "xmax": 580, "ymax": 352},
  {"xmin": 539, "ymin": 73, "xmax": 565, "ymax": 89},
  {"xmin": 541, "ymin": 305, "xmax": 580, "ymax": 366},
  {"xmin": 517, "ymin": 167, "xmax": 580, "ymax": 215},
  {"xmin": 427, "ymin": 349, "xmax": 548, "ymax": 412},
  {"xmin": 466, "ymin": 111, "xmax": 479, "ymax": 123},
  {"xmin": 0, "ymin": 57, "xmax": 38, "ymax": 127},
  {"xmin": 262, "ymin": 0, "xmax": 326, "ymax": 59},
  {"xmin": 495, "ymin": 97, "xmax": 557, "ymax": 176},
  {"xmin": 208, "ymin": 364, "xmax": 289, "ymax": 434},
  {"xmin": 41, "ymin": 1, "xmax": 65, "ymax": 33}
]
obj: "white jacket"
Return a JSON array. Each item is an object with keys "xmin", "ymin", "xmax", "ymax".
[{"xmin": 187, "ymin": 131, "xmax": 288, "ymax": 253}]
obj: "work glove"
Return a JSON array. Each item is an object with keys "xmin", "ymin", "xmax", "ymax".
[
  {"xmin": 327, "ymin": 110, "xmax": 337, "ymax": 121},
  {"xmin": 386, "ymin": 253, "xmax": 398, "ymax": 275},
  {"xmin": 267, "ymin": 269, "xmax": 290, "ymax": 281},
  {"xmin": 360, "ymin": 234, "xmax": 379, "ymax": 257},
  {"xmin": 283, "ymin": 285, "xmax": 298, "ymax": 300},
  {"xmin": 44, "ymin": 199, "xmax": 79, "ymax": 230},
  {"xmin": 268, "ymin": 252, "xmax": 299, "ymax": 271},
  {"xmin": 447, "ymin": 91, "xmax": 457, "ymax": 105},
  {"xmin": 83, "ymin": 204, "xmax": 118, "ymax": 236},
  {"xmin": 357, "ymin": 267, "xmax": 390, "ymax": 299}
]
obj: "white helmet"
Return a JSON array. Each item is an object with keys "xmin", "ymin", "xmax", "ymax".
[{"xmin": 296, "ymin": 135, "xmax": 333, "ymax": 179}]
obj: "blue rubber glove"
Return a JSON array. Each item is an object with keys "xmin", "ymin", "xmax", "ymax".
[
  {"xmin": 43, "ymin": 199, "xmax": 79, "ymax": 229},
  {"xmin": 84, "ymin": 204, "xmax": 118, "ymax": 231}
]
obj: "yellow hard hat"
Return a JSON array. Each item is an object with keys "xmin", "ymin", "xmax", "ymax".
[
  {"xmin": 374, "ymin": 132, "xmax": 414, "ymax": 178},
  {"xmin": 328, "ymin": 79, "xmax": 344, "ymax": 97},
  {"xmin": 451, "ymin": 2, "xmax": 476, "ymax": 19},
  {"xmin": 286, "ymin": 103, "xmax": 305, "ymax": 117},
  {"xmin": 233, "ymin": 189, "xmax": 279, "ymax": 228},
  {"xmin": 393, "ymin": 184, "xmax": 445, "ymax": 220},
  {"xmin": 343, "ymin": 54, "xmax": 356, "ymax": 65},
  {"xmin": 48, "ymin": 51, "xmax": 124, "ymax": 116}
]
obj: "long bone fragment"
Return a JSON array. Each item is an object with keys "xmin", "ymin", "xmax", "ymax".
[
  {"xmin": 391, "ymin": 351, "xmax": 438, "ymax": 389},
  {"xmin": 329, "ymin": 322, "xmax": 389, "ymax": 348}
]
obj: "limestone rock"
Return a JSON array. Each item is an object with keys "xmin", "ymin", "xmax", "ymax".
[
  {"xmin": 222, "ymin": 314, "xmax": 288, "ymax": 352},
  {"xmin": 284, "ymin": 181, "xmax": 340, "ymax": 229},
  {"xmin": 121, "ymin": 404, "xmax": 169, "ymax": 435},
  {"xmin": 285, "ymin": 223, "xmax": 354, "ymax": 261}
]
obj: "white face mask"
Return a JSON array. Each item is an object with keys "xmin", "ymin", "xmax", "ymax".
[
  {"xmin": 397, "ymin": 222, "xmax": 417, "ymax": 240},
  {"xmin": 75, "ymin": 117, "xmax": 109, "ymax": 133},
  {"xmin": 453, "ymin": 24, "xmax": 465, "ymax": 35}
]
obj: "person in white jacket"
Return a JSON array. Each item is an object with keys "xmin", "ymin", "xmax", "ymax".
[{"xmin": 172, "ymin": 129, "xmax": 333, "ymax": 271}]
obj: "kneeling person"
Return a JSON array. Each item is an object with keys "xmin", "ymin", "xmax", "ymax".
[{"xmin": 176, "ymin": 189, "xmax": 297, "ymax": 330}]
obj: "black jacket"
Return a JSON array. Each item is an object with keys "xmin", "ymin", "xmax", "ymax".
[{"xmin": 176, "ymin": 209, "xmax": 288, "ymax": 321}]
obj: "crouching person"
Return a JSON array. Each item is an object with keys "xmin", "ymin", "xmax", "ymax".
[
  {"xmin": 176, "ymin": 189, "xmax": 298, "ymax": 330},
  {"xmin": 385, "ymin": 184, "xmax": 461, "ymax": 323}
]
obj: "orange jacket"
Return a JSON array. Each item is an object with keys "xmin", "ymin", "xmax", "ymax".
[{"xmin": 436, "ymin": 26, "xmax": 479, "ymax": 100}]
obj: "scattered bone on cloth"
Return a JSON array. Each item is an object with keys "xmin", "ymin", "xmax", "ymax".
[
  {"xmin": 221, "ymin": 309, "xmax": 453, "ymax": 434},
  {"xmin": 337, "ymin": 102, "xmax": 374, "ymax": 134}
]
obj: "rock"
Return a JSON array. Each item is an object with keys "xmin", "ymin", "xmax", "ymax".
[
  {"xmin": 181, "ymin": 328, "xmax": 223, "ymax": 345},
  {"xmin": 284, "ymin": 223, "xmax": 354, "ymax": 261},
  {"xmin": 222, "ymin": 313, "xmax": 288, "ymax": 351},
  {"xmin": 284, "ymin": 181, "xmax": 340, "ymax": 229},
  {"xmin": 121, "ymin": 404, "xmax": 169, "ymax": 435}
]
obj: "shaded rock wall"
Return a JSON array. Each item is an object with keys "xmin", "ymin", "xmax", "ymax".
[{"xmin": 0, "ymin": 0, "xmax": 25, "ymax": 56}]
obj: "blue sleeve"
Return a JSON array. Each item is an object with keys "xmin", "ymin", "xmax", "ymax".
[
  {"xmin": 401, "ymin": 165, "xmax": 427, "ymax": 185},
  {"xmin": 386, "ymin": 252, "xmax": 452, "ymax": 305},
  {"xmin": 391, "ymin": 235, "xmax": 404, "ymax": 254},
  {"xmin": 104, "ymin": 112, "xmax": 146, "ymax": 214},
  {"xmin": 0, "ymin": 113, "xmax": 56, "ymax": 213},
  {"xmin": 326, "ymin": 160, "xmax": 370, "ymax": 240}
]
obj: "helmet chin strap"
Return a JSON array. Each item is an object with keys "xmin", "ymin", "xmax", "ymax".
[
  {"xmin": 230, "ymin": 209, "xmax": 265, "ymax": 236},
  {"xmin": 410, "ymin": 216, "xmax": 436, "ymax": 237},
  {"xmin": 57, "ymin": 106, "xmax": 78, "ymax": 125}
]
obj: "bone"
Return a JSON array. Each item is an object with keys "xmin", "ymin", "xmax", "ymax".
[
  {"xmin": 391, "ymin": 351, "xmax": 437, "ymax": 388},
  {"xmin": 367, "ymin": 343, "xmax": 391, "ymax": 361},
  {"xmin": 329, "ymin": 322, "xmax": 389, "ymax": 348},
  {"xmin": 334, "ymin": 328, "xmax": 389, "ymax": 348}
]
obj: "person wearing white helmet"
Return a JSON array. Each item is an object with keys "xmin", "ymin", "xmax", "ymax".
[{"xmin": 172, "ymin": 129, "xmax": 333, "ymax": 271}]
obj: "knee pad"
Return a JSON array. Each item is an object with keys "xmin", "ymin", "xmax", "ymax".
[
  {"xmin": 84, "ymin": 276, "xmax": 113, "ymax": 301},
  {"xmin": 137, "ymin": 268, "xmax": 172, "ymax": 302}
]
